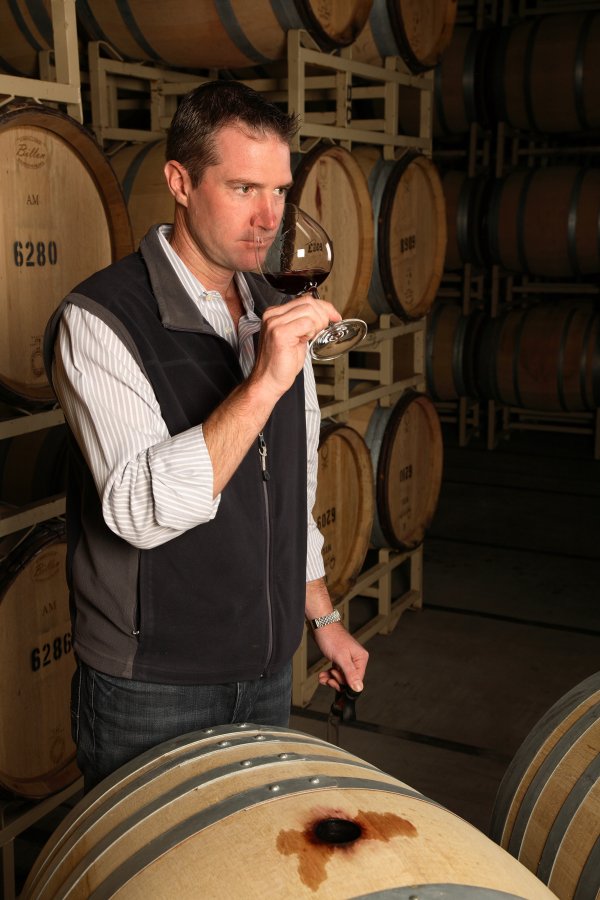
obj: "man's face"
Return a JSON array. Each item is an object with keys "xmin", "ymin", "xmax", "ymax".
[{"xmin": 183, "ymin": 124, "xmax": 293, "ymax": 275}]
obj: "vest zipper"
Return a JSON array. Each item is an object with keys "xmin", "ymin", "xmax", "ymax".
[
  {"xmin": 258, "ymin": 431, "xmax": 270, "ymax": 480},
  {"xmin": 258, "ymin": 431, "xmax": 273, "ymax": 672}
]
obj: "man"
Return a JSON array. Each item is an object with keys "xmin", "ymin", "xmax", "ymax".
[{"xmin": 45, "ymin": 80, "xmax": 368, "ymax": 792}]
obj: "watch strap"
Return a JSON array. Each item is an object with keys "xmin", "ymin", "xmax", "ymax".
[{"xmin": 311, "ymin": 609, "xmax": 342, "ymax": 629}]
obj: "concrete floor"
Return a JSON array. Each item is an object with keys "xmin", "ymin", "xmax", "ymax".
[
  {"xmin": 3, "ymin": 425, "xmax": 600, "ymax": 895},
  {"xmin": 292, "ymin": 425, "xmax": 600, "ymax": 837}
]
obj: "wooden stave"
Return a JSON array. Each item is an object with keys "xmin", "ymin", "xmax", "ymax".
[
  {"xmin": 426, "ymin": 301, "xmax": 484, "ymax": 402},
  {"xmin": 0, "ymin": 0, "xmax": 53, "ymax": 77},
  {"xmin": 0, "ymin": 105, "xmax": 134, "ymax": 408},
  {"xmin": 22, "ymin": 725, "xmax": 556, "ymax": 900},
  {"xmin": 491, "ymin": 13, "xmax": 600, "ymax": 134},
  {"xmin": 442, "ymin": 170, "xmax": 490, "ymax": 271},
  {"xmin": 352, "ymin": 0, "xmax": 457, "ymax": 73},
  {"xmin": 489, "ymin": 672, "xmax": 600, "ymax": 900},
  {"xmin": 0, "ymin": 519, "xmax": 79, "ymax": 799},
  {"xmin": 76, "ymin": 0, "xmax": 373, "ymax": 70},
  {"xmin": 354, "ymin": 147, "xmax": 447, "ymax": 320},
  {"xmin": 475, "ymin": 304, "xmax": 600, "ymax": 413},
  {"xmin": 289, "ymin": 143, "xmax": 376, "ymax": 324},
  {"xmin": 110, "ymin": 140, "xmax": 173, "ymax": 248},
  {"xmin": 315, "ymin": 422, "xmax": 375, "ymax": 600},
  {"xmin": 486, "ymin": 166, "xmax": 600, "ymax": 279},
  {"xmin": 347, "ymin": 390, "xmax": 444, "ymax": 551}
]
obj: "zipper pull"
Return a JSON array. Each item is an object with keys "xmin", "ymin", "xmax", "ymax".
[{"xmin": 258, "ymin": 431, "xmax": 270, "ymax": 481}]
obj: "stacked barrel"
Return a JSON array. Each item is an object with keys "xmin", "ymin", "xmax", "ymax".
[
  {"xmin": 0, "ymin": 103, "xmax": 134, "ymax": 807},
  {"xmin": 427, "ymin": 8, "xmax": 600, "ymax": 435}
]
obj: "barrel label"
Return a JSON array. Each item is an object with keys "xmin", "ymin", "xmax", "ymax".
[
  {"xmin": 400, "ymin": 233, "xmax": 417, "ymax": 254},
  {"xmin": 30, "ymin": 632, "xmax": 73, "ymax": 672},
  {"xmin": 26, "ymin": 194, "xmax": 40, "ymax": 205},
  {"xmin": 16, "ymin": 135, "xmax": 47, "ymax": 170},
  {"xmin": 399, "ymin": 464, "xmax": 413, "ymax": 482},
  {"xmin": 316, "ymin": 506, "xmax": 336, "ymax": 529},
  {"xmin": 14, "ymin": 240, "xmax": 58, "ymax": 267},
  {"xmin": 31, "ymin": 549, "xmax": 61, "ymax": 582}
]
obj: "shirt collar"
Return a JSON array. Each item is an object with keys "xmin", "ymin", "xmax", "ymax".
[{"xmin": 157, "ymin": 224, "xmax": 258, "ymax": 320}]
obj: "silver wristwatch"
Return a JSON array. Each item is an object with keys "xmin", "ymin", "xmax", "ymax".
[{"xmin": 311, "ymin": 609, "xmax": 342, "ymax": 629}]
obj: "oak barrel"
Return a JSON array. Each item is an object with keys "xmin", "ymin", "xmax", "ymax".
[
  {"xmin": 76, "ymin": 0, "xmax": 372, "ymax": 69},
  {"xmin": 426, "ymin": 302, "xmax": 483, "ymax": 401},
  {"xmin": 0, "ymin": 518, "xmax": 78, "ymax": 799},
  {"xmin": 490, "ymin": 672, "xmax": 600, "ymax": 900},
  {"xmin": 22, "ymin": 724, "xmax": 556, "ymax": 899},
  {"xmin": 353, "ymin": 146, "xmax": 447, "ymax": 320},
  {"xmin": 395, "ymin": 26, "xmax": 493, "ymax": 138},
  {"xmin": 352, "ymin": 0, "xmax": 457, "ymax": 72},
  {"xmin": 476, "ymin": 303, "xmax": 600, "ymax": 412},
  {"xmin": 0, "ymin": 105, "xmax": 133, "ymax": 408},
  {"xmin": 0, "ymin": 0, "xmax": 52, "ymax": 76},
  {"xmin": 442, "ymin": 170, "xmax": 489, "ymax": 271},
  {"xmin": 492, "ymin": 13, "xmax": 600, "ymax": 134},
  {"xmin": 346, "ymin": 390, "xmax": 443, "ymax": 550},
  {"xmin": 314, "ymin": 423, "xmax": 374, "ymax": 600},
  {"xmin": 486, "ymin": 166, "xmax": 600, "ymax": 278},
  {"xmin": 289, "ymin": 143, "xmax": 376, "ymax": 325},
  {"xmin": 111, "ymin": 140, "xmax": 173, "ymax": 248}
]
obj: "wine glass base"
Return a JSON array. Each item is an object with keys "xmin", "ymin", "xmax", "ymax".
[{"xmin": 309, "ymin": 319, "xmax": 368, "ymax": 361}]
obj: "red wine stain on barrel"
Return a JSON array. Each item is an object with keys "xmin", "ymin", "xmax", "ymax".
[{"xmin": 276, "ymin": 806, "xmax": 417, "ymax": 891}]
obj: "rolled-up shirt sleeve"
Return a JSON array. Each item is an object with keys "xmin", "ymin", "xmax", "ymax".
[{"xmin": 53, "ymin": 304, "xmax": 221, "ymax": 549}]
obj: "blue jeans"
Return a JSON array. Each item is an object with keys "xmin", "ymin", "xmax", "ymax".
[{"xmin": 71, "ymin": 661, "xmax": 292, "ymax": 792}]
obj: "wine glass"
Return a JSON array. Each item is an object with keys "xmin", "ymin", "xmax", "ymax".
[{"xmin": 254, "ymin": 203, "xmax": 367, "ymax": 360}]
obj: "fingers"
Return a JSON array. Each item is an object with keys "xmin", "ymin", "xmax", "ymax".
[
  {"xmin": 316, "ymin": 641, "xmax": 369, "ymax": 694},
  {"xmin": 264, "ymin": 295, "xmax": 342, "ymax": 327}
]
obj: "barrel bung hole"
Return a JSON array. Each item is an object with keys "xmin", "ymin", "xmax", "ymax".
[{"xmin": 313, "ymin": 817, "xmax": 362, "ymax": 845}]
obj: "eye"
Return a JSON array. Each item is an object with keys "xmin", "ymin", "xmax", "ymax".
[
  {"xmin": 237, "ymin": 184, "xmax": 253, "ymax": 195},
  {"xmin": 275, "ymin": 187, "xmax": 289, "ymax": 197}
]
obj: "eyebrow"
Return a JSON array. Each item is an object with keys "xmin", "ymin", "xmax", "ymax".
[{"xmin": 226, "ymin": 179, "xmax": 294, "ymax": 190}]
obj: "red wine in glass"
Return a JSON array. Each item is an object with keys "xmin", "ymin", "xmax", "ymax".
[
  {"xmin": 255, "ymin": 203, "xmax": 367, "ymax": 360},
  {"xmin": 263, "ymin": 268, "xmax": 330, "ymax": 295}
]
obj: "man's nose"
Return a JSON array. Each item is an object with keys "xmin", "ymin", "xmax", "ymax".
[{"xmin": 253, "ymin": 196, "xmax": 282, "ymax": 232}]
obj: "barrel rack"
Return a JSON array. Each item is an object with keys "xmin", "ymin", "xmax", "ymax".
[
  {"xmin": 485, "ymin": 112, "xmax": 600, "ymax": 458},
  {"xmin": 0, "ymin": 8, "xmax": 436, "ymax": 893},
  {"xmin": 432, "ymin": 0, "xmax": 600, "ymax": 458},
  {"xmin": 0, "ymin": 0, "xmax": 81, "ymax": 121}
]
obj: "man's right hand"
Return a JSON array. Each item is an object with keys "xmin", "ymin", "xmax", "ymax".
[{"xmin": 250, "ymin": 294, "xmax": 341, "ymax": 400}]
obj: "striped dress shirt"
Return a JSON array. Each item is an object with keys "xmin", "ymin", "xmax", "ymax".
[{"xmin": 52, "ymin": 225, "xmax": 325, "ymax": 581}]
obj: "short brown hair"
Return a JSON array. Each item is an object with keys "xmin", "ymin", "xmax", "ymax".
[{"xmin": 166, "ymin": 80, "xmax": 299, "ymax": 186}]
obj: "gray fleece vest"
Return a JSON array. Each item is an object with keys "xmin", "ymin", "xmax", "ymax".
[{"xmin": 44, "ymin": 227, "xmax": 308, "ymax": 684}]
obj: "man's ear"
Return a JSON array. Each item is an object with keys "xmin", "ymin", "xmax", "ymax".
[{"xmin": 164, "ymin": 160, "xmax": 190, "ymax": 206}]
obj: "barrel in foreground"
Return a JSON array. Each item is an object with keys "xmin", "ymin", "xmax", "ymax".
[{"xmin": 22, "ymin": 724, "xmax": 557, "ymax": 899}]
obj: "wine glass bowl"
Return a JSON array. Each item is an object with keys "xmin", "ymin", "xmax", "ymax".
[{"xmin": 254, "ymin": 203, "xmax": 367, "ymax": 360}]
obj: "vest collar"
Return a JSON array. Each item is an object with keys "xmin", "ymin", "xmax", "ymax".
[{"xmin": 139, "ymin": 225, "xmax": 282, "ymax": 332}]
